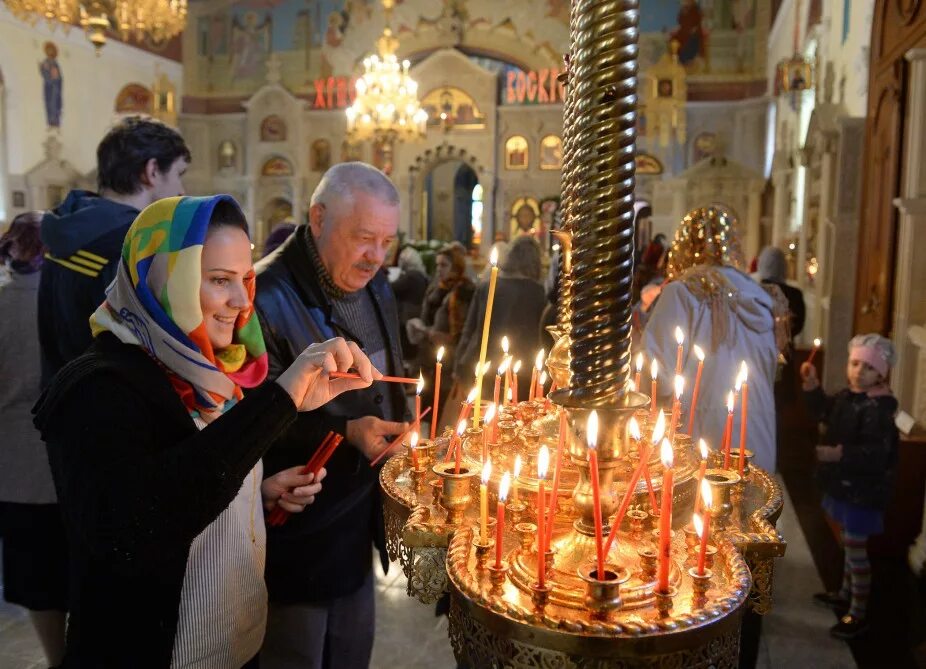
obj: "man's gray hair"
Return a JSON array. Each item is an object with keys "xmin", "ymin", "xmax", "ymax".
[{"xmin": 310, "ymin": 162, "xmax": 399, "ymax": 216}]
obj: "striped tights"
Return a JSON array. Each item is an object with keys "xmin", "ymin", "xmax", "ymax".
[{"xmin": 839, "ymin": 529, "xmax": 871, "ymax": 619}]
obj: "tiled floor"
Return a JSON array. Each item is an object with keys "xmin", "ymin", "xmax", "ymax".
[{"xmin": 0, "ymin": 482, "xmax": 856, "ymax": 669}]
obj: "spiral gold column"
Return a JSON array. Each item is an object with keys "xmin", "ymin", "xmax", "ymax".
[{"xmin": 565, "ymin": 0, "xmax": 638, "ymax": 404}]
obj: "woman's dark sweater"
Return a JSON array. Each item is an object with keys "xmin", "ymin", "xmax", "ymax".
[{"xmin": 32, "ymin": 332, "xmax": 297, "ymax": 668}]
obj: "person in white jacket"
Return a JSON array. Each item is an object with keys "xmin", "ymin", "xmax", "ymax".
[{"xmin": 643, "ymin": 206, "xmax": 780, "ymax": 472}]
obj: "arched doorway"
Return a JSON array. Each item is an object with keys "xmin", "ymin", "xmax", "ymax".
[{"xmin": 423, "ymin": 161, "xmax": 480, "ymax": 247}]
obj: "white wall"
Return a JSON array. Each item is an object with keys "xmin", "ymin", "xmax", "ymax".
[{"xmin": 0, "ymin": 6, "xmax": 182, "ymax": 217}]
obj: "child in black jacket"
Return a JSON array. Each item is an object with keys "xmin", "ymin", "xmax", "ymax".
[{"xmin": 800, "ymin": 334, "xmax": 898, "ymax": 641}]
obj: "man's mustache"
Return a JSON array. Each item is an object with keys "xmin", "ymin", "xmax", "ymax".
[{"xmin": 354, "ymin": 261, "xmax": 379, "ymax": 272}]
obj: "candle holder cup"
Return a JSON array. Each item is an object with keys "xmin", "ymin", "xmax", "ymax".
[
  {"xmin": 433, "ymin": 462, "xmax": 477, "ymax": 525},
  {"xmin": 655, "ymin": 585, "xmax": 678, "ymax": 617},
  {"xmin": 473, "ymin": 535, "xmax": 495, "ymax": 571},
  {"xmin": 730, "ymin": 448, "xmax": 754, "ymax": 477},
  {"xmin": 579, "ymin": 564, "xmax": 630, "ymax": 619},
  {"xmin": 626, "ymin": 508, "xmax": 649, "ymax": 538},
  {"xmin": 506, "ymin": 498, "xmax": 528, "ymax": 525},
  {"xmin": 638, "ymin": 546, "xmax": 658, "ymax": 582},
  {"xmin": 487, "ymin": 562, "xmax": 509, "ymax": 589},
  {"xmin": 515, "ymin": 522, "xmax": 537, "ymax": 551},
  {"xmin": 688, "ymin": 566, "xmax": 713, "ymax": 608},
  {"xmin": 703, "ymin": 469, "xmax": 741, "ymax": 529}
]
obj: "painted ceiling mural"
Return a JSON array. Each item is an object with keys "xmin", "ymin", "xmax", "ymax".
[{"xmin": 187, "ymin": 0, "xmax": 758, "ymax": 97}]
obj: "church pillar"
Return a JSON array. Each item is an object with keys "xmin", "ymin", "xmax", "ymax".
[
  {"xmin": 892, "ymin": 48, "xmax": 926, "ymax": 575},
  {"xmin": 770, "ymin": 166, "xmax": 792, "ymax": 247}
]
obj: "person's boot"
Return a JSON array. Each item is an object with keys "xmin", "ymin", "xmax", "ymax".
[
  {"xmin": 830, "ymin": 614, "xmax": 869, "ymax": 640},
  {"xmin": 812, "ymin": 591, "xmax": 849, "ymax": 613}
]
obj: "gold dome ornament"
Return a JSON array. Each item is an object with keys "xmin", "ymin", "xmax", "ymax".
[{"xmin": 665, "ymin": 206, "xmax": 745, "ymax": 281}]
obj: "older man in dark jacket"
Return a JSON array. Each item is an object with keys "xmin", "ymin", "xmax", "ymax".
[{"xmin": 255, "ymin": 162, "xmax": 408, "ymax": 669}]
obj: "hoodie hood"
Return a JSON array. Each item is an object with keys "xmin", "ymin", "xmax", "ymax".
[
  {"xmin": 40, "ymin": 190, "xmax": 140, "ymax": 258},
  {"xmin": 723, "ymin": 266, "xmax": 775, "ymax": 335}
]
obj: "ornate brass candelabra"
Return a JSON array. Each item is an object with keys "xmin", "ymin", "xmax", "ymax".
[{"xmin": 378, "ymin": 0, "xmax": 785, "ymax": 664}]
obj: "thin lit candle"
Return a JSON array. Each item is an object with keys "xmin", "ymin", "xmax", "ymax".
[
  {"xmin": 512, "ymin": 360, "xmax": 522, "ymax": 403},
  {"xmin": 501, "ymin": 337, "xmax": 511, "ymax": 405},
  {"xmin": 546, "ymin": 410, "xmax": 567, "ymax": 547},
  {"xmin": 587, "ymin": 411, "xmax": 605, "ymax": 578},
  {"xmin": 807, "ymin": 337, "xmax": 822, "ymax": 365},
  {"xmin": 634, "ymin": 352, "xmax": 644, "ymax": 390},
  {"xmin": 674, "ymin": 326, "xmax": 685, "ymax": 376},
  {"xmin": 529, "ymin": 349, "xmax": 544, "ymax": 401},
  {"xmin": 687, "ymin": 345, "xmax": 705, "ymax": 435},
  {"xmin": 696, "ymin": 480, "xmax": 713, "ymax": 575},
  {"xmin": 536, "ymin": 445, "xmax": 550, "ymax": 589},
  {"xmin": 737, "ymin": 362, "xmax": 749, "ymax": 475},
  {"xmin": 537, "ymin": 371, "xmax": 547, "ymax": 400},
  {"xmin": 431, "ymin": 346, "xmax": 445, "ymax": 440},
  {"xmin": 415, "ymin": 373, "xmax": 424, "ymax": 431},
  {"xmin": 649, "ymin": 358, "xmax": 660, "ymax": 420},
  {"xmin": 453, "ymin": 419, "xmax": 466, "ymax": 474},
  {"xmin": 474, "ymin": 247, "xmax": 500, "ymax": 424},
  {"xmin": 482, "ymin": 402, "xmax": 496, "ymax": 461},
  {"xmin": 722, "ymin": 391, "xmax": 735, "ymax": 469},
  {"xmin": 480, "ymin": 458, "xmax": 492, "ymax": 544},
  {"xmin": 512, "ymin": 454, "xmax": 522, "ymax": 503},
  {"xmin": 693, "ymin": 439, "xmax": 709, "ymax": 516},
  {"xmin": 657, "ymin": 438, "xmax": 674, "ymax": 593},
  {"xmin": 409, "ymin": 429, "xmax": 419, "ymax": 470},
  {"xmin": 495, "ymin": 472, "xmax": 511, "ymax": 569},
  {"xmin": 493, "ymin": 360, "xmax": 505, "ymax": 419}
]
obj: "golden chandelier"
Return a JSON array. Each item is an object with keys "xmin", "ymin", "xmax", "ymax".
[
  {"xmin": 3, "ymin": 0, "xmax": 188, "ymax": 52},
  {"xmin": 346, "ymin": 0, "xmax": 426, "ymax": 169}
]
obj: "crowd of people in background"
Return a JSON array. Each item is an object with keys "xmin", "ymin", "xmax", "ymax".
[{"xmin": 0, "ymin": 115, "xmax": 900, "ymax": 669}]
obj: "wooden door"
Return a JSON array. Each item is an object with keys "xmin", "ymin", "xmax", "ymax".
[{"xmin": 854, "ymin": 1, "xmax": 926, "ymax": 334}]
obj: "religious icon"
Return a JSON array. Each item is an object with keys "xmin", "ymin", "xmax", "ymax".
[
  {"xmin": 510, "ymin": 198, "xmax": 540, "ymax": 238},
  {"xmin": 230, "ymin": 11, "xmax": 271, "ymax": 79},
  {"xmin": 657, "ymin": 79, "xmax": 674, "ymax": 97},
  {"xmin": 669, "ymin": 0, "xmax": 706, "ymax": 68},
  {"xmin": 218, "ymin": 140, "xmax": 238, "ymax": 171},
  {"xmin": 261, "ymin": 156, "xmax": 294, "ymax": 177},
  {"xmin": 260, "ymin": 115, "xmax": 287, "ymax": 142},
  {"xmin": 539, "ymin": 135, "xmax": 563, "ymax": 170},
  {"xmin": 505, "ymin": 136, "xmax": 529, "ymax": 170},
  {"xmin": 692, "ymin": 132, "xmax": 717, "ymax": 163},
  {"xmin": 115, "ymin": 84, "xmax": 153, "ymax": 114},
  {"xmin": 311, "ymin": 140, "xmax": 331, "ymax": 172},
  {"xmin": 40, "ymin": 41, "xmax": 62, "ymax": 128},
  {"xmin": 341, "ymin": 141, "xmax": 363, "ymax": 162}
]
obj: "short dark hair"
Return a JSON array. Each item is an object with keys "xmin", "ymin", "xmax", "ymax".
[{"xmin": 97, "ymin": 116, "xmax": 191, "ymax": 195}]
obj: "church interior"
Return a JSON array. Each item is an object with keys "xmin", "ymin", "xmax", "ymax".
[{"xmin": 1, "ymin": 1, "xmax": 926, "ymax": 668}]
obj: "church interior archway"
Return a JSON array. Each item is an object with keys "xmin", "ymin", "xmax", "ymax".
[{"xmin": 420, "ymin": 159, "xmax": 481, "ymax": 247}]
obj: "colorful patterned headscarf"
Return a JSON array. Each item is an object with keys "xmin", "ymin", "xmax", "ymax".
[{"xmin": 90, "ymin": 195, "xmax": 268, "ymax": 418}]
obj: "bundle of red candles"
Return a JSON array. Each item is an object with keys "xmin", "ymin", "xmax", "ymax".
[{"xmin": 268, "ymin": 431, "xmax": 343, "ymax": 527}]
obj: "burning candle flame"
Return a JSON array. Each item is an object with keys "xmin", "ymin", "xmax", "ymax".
[
  {"xmin": 628, "ymin": 379, "xmax": 637, "ymax": 392},
  {"xmin": 481, "ymin": 458, "xmax": 492, "ymax": 484},
  {"xmin": 467, "ymin": 387, "xmax": 477, "ymax": 404},
  {"xmin": 693, "ymin": 513, "xmax": 704, "ymax": 538},
  {"xmin": 538, "ymin": 445, "xmax": 550, "ymax": 479},
  {"xmin": 456, "ymin": 420, "xmax": 467, "ymax": 436},
  {"xmin": 498, "ymin": 357, "xmax": 510, "ymax": 375},
  {"xmin": 675, "ymin": 326, "xmax": 684, "ymax": 346},
  {"xmin": 694, "ymin": 344, "xmax": 705, "ymax": 362},
  {"xmin": 410, "ymin": 431, "xmax": 419, "ymax": 448},
  {"xmin": 483, "ymin": 403, "xmax": 496, "ymax": 425},
  {"xmin": 699, "ymin": 438, "xmax": 708, "ymax": 460},
  {"xmin": 650, "ymin": 358, "xmax": 659, "ymax": 380},
  {"xmin": 534, "ymin": 349, "xmax": 545, "ymax": 372},
  {"xmin": 436, "ymin": 346, "xmax": 445, "ymax": 363},
  {"xmin": 660, "ymin": 438, "xmax": 674, "ymax": 469},
  {"xmin": 506, "ymin": 387, "xmax": 512, "ymax": 402},
  {"xmin": 727, "ymin": 391, "xmax": 735, "ymax": 413},
  {"xmin": 674, "ymin": 375, "xmax": 685, "ymax": 398},
  {"xmin": 416, "ymin": 373, "xmax": 424, "ymax": 395},
  {"xmin": 739, "ymin": 361, "xmax": 748, "ymax": 383},
  {"xmin": 635, "ymin": 352, "xmax": 644, "ymax": 372},
  {"xmin": 587, "ymin": 410, "xmax": 599, "ymax": 450},
  {"xmin": 502, "ymin": 336, "xmax": 510, "ymax": 354},
  {"xmin": 539, "ymin": 371, "xmax": 547, "ymax": 387},
  {"xmin": 514, "ymin": 454, "xmax": 522, "ymax": 477},
  {"xmin": 513, "ymin": 360, "xmax": 522, "ymax": 374},
  {"xmin": 651, "ymin": 410, "xmax": 666, "ymax": 444},
  {"xmin": 813, "ymin": 337, "xmax": 822, "ymax": 348},
  {"xmin": 628, "ymin": 416, "xmax": 641, "ymax": 441},
  {"xmin": 489, "ymin": 246, "xmax": 499, "ymax": 267},
  {"xmin": 700, "ymin": 478, "xmax": 713, "ymax": 510},
  {"xmin": 499, "ymin": 472, "xmax": 511, "ymax": 501}
]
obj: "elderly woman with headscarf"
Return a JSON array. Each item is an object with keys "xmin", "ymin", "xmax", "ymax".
[
  {"xmin": 757, "ymin": 245, "xmax": 805, "ymax": 343},
  {"xmin": 455, "ymin": 235, "xmax": 547, "ymax": 399},
  {"xmin": 642, "ymin": 207, "xmax": 781, "ymax": 473},
  {"xmin": 32, "ymin": 196, "xmax": 378, "ymax": 667}
]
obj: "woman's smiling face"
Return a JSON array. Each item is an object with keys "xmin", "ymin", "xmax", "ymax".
[{"xmin": 199, "ymin": 225, "xmax": 254, "ymax": 350}]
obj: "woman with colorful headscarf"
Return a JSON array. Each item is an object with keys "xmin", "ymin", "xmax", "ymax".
[
  {"xmin": 642, "ymin": 206, "xmax": 780, "ymax": 473},
  {"xmin": 33, "ymin": 195, "xmax": 378, "ymax": 668}
]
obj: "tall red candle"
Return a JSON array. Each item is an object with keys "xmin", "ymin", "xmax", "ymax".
[
  {"xmin": 546, "ymin": 411, "xmax": 567, "ymax": 546},
  {"xmin": 687, "ymin": 345, "xmax": 705, "ymax": 435},
  {"xmin": 431, "ymin": 347, "xmax": 444, "ymax": 440},
  {"xmin": 669, "ymin": 375, "xmax": 684, "ymax": 441},
  {"xmin": 493, "ymin": 368, "xmax": 502, "ymax": 415},
  {"xmin": 536, "ymin": 445, "xmax": 550, "ymax": 588},
  {"xmin": 415, "ymin": 374, "xmax": 423, "ymax": 430},
  {"xmin": 807, "ymin": 337, "xmax": 822, "ymax": 365},
  {"xmin": 657, "ymin": 438, "xmax": 674, "ymax": 593},
  {"xmin": 453, "ymin": 420, "xmax": 466, "ymax": 473},
  {"xmin": 737, "ymin": 362, "xmax": 749, "ymax": 476},
  {"xmin": 649, "ymin": 359, "xmax": 659, "ymax": 420},
  {"xmin": 693, "ymin": 439, "xmax": 709, "ymax": 516},
  {"xmin": 409, "ymin": 429, "xmax": 420, "ymax": 470},
  {"xmin": 695, "ymin": 480, "xmax": 713, "ymax": 575},
  {"xmin": 495, "ymin": 472, "xmax": 511, "ymax": 569},
  {"xmin": 586, "ymin": 411, "xmax": 605, "ymax": 578},
  {"xmin": 722, "ymin": 392, "xmax": 734, "ymax": 469}
]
